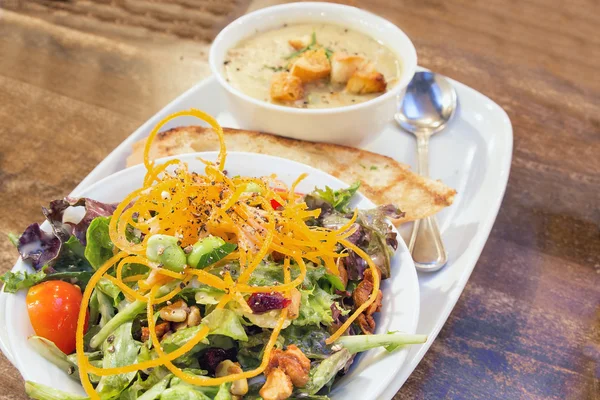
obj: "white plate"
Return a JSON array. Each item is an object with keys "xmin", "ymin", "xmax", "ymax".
[
  {"xmin": 0, "ymin": 152, "xmax": 420, "ymax": 399},
  {"xmin": 0, "ymin": 70, "xmax": 512, "ymax": 397}
]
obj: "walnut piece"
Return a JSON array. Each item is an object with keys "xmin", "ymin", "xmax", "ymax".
[
  {"xmin": 287, "ymin": 288, "xmax": 302, "ymax": 320},
  {"xmin": 159, "ymin": 300, "xmax": 190, "ymax": 322},
  {"xmin": 352, "ymin": 269, "xmax": 383, "ymax": 334},
  {"xmin": 141, "ymin": 322, "xmax": 170, "ymax": 342},
  {"xmin": 215, "ymin": 360, "xmax": 248, "ymax": 396},
  {"xmin": 260, "ymin": 367, "xmax": 293, "ymax": 400},
  {"xmin": 265, "ymin": 345, "xmax": 311, "ymax": 388}
]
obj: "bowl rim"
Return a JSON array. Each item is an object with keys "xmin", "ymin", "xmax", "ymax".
[{"xmin": 209, "ymin": 2, "xmax": 417, "ymax": 115}]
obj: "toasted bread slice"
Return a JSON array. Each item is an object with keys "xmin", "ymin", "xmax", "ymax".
[{"xmin": 127, "ymin": 127, "xmax": 456, "ymax": 224}]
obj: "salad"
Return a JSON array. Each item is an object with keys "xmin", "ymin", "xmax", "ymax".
[{"xmin": 1, "ymin": 109, "xmax": 426, "ymax": 400}]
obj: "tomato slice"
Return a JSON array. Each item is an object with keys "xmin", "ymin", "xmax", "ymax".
[
  {"xmin": 270, "ymin": 199, "xmax": 283, "ymax": 209},
  {"xmin": 26, "ymin": 281, "xmax": 88, "ymax": 354}
]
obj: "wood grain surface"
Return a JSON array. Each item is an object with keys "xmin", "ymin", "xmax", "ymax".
[{"xmin": 0, "ymin": 0, "xmax": 599, "ymax": 399}]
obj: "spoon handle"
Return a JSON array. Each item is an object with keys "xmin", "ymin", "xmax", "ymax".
[
  {"xmin": 409, "ymin": 133, "xmax": 448, "ymax": 272},
  {"xmin": 416, "ymin": 134, "xmax": 430, "ymax": 177}
]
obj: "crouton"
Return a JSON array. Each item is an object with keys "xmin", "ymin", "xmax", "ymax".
[
  {"xmin": 270, "ymin": 72, "xmax": 304, "ymax": 102},
  {"xmin": 290, "ymin": 48, "xmax": 331, "ymax": 83},
  {"xmin": 288, "ymin": 35, "xmax": 311, "ymax": 50},
  {"xmin": 346, "ymin": 63, "xmax": 387, "ymax": 94},
  {"xmin": 330, "ymin": 52, "xmax": 367, "ymax": 83}
]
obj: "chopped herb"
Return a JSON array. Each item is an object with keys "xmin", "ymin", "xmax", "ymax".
[
  {"xmin": 370, "ymin": 166, "xmax": 378, "ymax": 170},
  {"xmin": 360, "ymin": 164, "xmax": 367, "ymax": 169},
  {"xmin": 263, "ymin": 65, "xmax": 285, "ymax": 72},
  {"xmin": 284, "ymin": 31, "xmax": 318, "ymax": 60},
  {"xmin": 324, "ymin": 47, "xmax": 334, "ymax": 59}
]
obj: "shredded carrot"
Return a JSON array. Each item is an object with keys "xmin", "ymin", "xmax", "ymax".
[
  {"xmin": 325, "ymin": 239, "xmax": 381, "ymax": 344},
  {"xmin": 75, "ymin": 108, "xmax": 383, "ymax": 399}
]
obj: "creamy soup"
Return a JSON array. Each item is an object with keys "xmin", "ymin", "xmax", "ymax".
[{"xmin": 223, "ymin": 23, "xmax": 401, "ymax": 109}]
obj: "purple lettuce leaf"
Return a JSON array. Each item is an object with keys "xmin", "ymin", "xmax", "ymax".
[
  {"xmin": 17, "ymin": 223, "xmax": 61, "ymax": 271},
  {"xmin": 42, "ymin": 197, "xmax": 116, "ymax": 246},
  {"xmin": 17, "ymin": 197, "xmax": 116, "ymax": 271}
]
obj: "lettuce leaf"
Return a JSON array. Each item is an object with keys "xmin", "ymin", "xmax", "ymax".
[
  {"xmin": 161, "ymin": 385, "xmax": 213, "ymax": 400},
  {"xmin": 42, "ymin": 197, "xmax": 116, "ymax": 246},
  {"xmin": 85, "ymin": 216, "xmax": 114, "ymax": 270},
  {"xmin": 302, "ymin": 349, "xmax": 353, "ymax": 395},
  {"xmin": 281, "ymin": 325, "xmax": 332, "ymax": 359},
  {"xmin": 24, "ymin": 381, "xmax": 88, "ymax": 400},
  {"xmin": 310, "ymin": 182, "xmax": 360, "ymax": 213},
  {"xmin": 202, "ymin": 309, "xmax": 248, "ymax": 341},
  {"xmin": 238, "ymin": 331, "xmax": 285, "ymax": 370},
  {"xmin": 27, "ymin": 336, "xmax": 79, "ymax": 380},
  {"xmin": 95, "ymin": 322, "xmax": 141, "ymax": 398},
  {"xmin": 294, "ymin": 285, "xmax": 336, "ymax": 327},
  {"xmin": 0, "ymin": 268, "xmax": 46, "ymax": 293}
]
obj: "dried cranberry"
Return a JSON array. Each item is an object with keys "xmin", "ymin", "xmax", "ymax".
[
  {"xmin": 247, "ymin": 292, "xmax": 291, "ymax": 314},
  {"xmin": 199, "ymin": 347, "xmax": 237, "ymax": 375}
]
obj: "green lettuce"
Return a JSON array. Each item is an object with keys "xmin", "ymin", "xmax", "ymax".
[
  {"xmin": 1, "ymin": 269, "xmax": 46, "ymax": 293},
  {"xmin": 134, "ymin": 374, "xmax": 172, "ymax": 400},
  {"xmin": 303, "ymin": 349, "xmax": 353, "ymax": 395},
  {"xmin": 24, "ymin": 381, "xmax": 88, "ymax": 400},
  {"xmin": 294, "ymin": 285, "xmax": 336, "ymax": 327},
  {"xmin": 161, "ymin": 378, "xmax": 222, "ymax": 400},
  {"xmin": 214, "ymin": 382, "xmax": 233, "ymax": 400},
  {"xmin": 202, "ymin": 309, "xmax": 248, "ymax": 341},
  {"xmin": 335, "ymin": 332, "xmax": 427, "ymax": 354},
  {"xmin": 281, "ymin": 325, "xmax": 331, "ymax": 359},
  {"xmin": 85, "ymin": 216, "xmax": 114, "ymax": 270},
  {"xmin": 27, "ymin": 336, "xmax": 79, "ymax": 380},
  {"xmin": 237, "ymin": 331, "xmax": 284, "ymax": 369},
  {"xmin": 311, "ymin": 182, "xmax": 360, "ymax": 213},
  {"xmin": 95, "ymin": 322, "xmax": 141, "ymax": 399}
]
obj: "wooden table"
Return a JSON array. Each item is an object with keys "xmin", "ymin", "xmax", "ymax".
[{"xmin": 1, "ymin": 1, "xmax": 598, "ymax": 399}]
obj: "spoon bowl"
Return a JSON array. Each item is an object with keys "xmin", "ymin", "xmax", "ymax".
[{"xmin": 396, "ymin": 71, "xmax": 457, "ymax": 136}]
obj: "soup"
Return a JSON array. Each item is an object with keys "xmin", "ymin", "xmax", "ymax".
[{"xmin": 223, "ymin": 23, "xmax": 402, "ymax": 109}]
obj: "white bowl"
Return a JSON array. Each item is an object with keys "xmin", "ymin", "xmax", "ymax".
[
  {"xmin": 209, "ymin": 3, "xmax": 417, "ymax": 145},
  {"xmin": 0, "ymin": 152, "xmax": 419, "ymax": 399}
]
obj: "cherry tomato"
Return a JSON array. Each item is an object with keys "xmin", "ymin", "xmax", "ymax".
[{"xmin": 26, "ymin": 281, "xmax": 88, "ymax": 354}]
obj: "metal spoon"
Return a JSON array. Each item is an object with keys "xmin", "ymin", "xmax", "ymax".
[{"xmin": 395, "ymin": 71, "xmax": 457, "ymax": 272}]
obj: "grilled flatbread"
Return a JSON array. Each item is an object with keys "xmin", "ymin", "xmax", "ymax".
[{"xmin": 127, "ymin": 126, "xmax": 456, "ymax": 224}]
